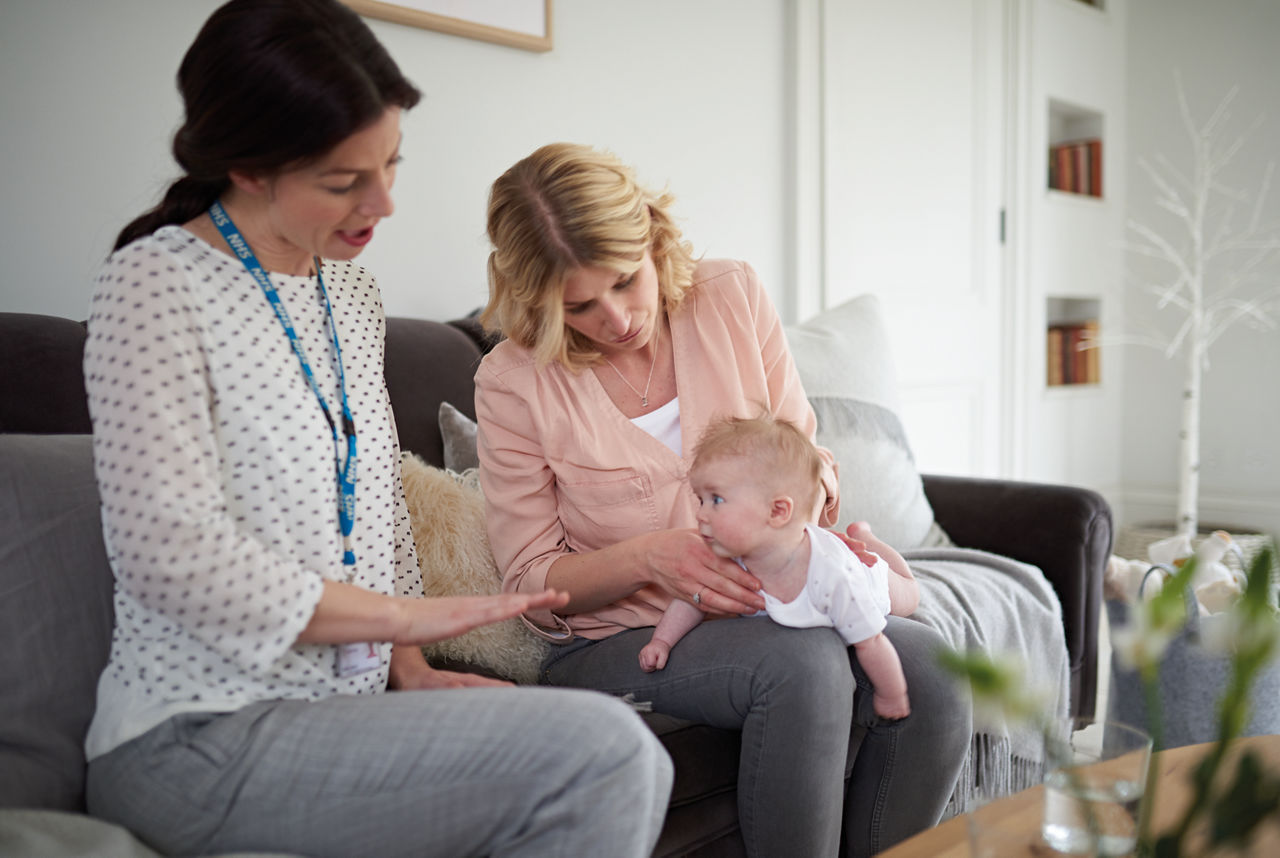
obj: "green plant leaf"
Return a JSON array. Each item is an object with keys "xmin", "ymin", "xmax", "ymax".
[
  {"xmin": 1206, "ymin": 751, "xmax": 1280, "ymax": 848},
  {"xmin": 1151, "ymin": 832, "xmax": 1181, "ymax": 858}
]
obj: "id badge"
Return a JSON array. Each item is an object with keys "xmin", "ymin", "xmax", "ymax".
[{"xmin": 336, "ymin": 641, "xmax": 382, "ymax": 677}]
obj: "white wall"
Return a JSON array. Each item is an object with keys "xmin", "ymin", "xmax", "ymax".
[
  {"xmin": 0, "ymin": 0, "xmax": 790, "ymax": 322},
  {"xmin": 1123, "ymin": 0, "xmax": 1280, "ymax": 539},
  {"xmin": 8, "ymin": 0, "xmax": 1277, "ymax": 531}
]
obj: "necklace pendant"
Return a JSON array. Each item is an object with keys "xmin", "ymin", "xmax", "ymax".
[{"xmin": 641, "ymin": 396, "xmax": 648, "ymax": 407}]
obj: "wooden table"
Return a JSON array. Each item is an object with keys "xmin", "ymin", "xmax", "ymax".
[{"xmin": 879, "ymin": 734, "xmax": 1280, "ymax": 856}]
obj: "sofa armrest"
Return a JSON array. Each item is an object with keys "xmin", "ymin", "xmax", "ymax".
[{"xmin": 921, "ymin": 474, "xmax": 1112, "ymax": 718}]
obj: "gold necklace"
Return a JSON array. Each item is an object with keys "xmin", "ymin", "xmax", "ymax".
[{"xmin": 602, "ymin": 323, "xmax": 661, "ymax": 408}]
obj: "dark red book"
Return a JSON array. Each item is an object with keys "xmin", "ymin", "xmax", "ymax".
[{"xmin": 1088, "ymin": 139, "xmax": 1103, "ymax": 197}]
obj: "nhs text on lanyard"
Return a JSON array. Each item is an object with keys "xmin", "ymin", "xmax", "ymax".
[{"xmin": 209, "ymin": 202, "xmax": 357, "ymax": 566}]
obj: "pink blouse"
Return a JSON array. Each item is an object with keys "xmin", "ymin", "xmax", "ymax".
[{"xmin": 475, "ymin": 259, "xmax": 839, "ymax": 639}]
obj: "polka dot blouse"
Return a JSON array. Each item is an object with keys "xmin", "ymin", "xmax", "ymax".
[{"xmin": 83, "ymin": 226, "xmax": 422, "ymax": 759}]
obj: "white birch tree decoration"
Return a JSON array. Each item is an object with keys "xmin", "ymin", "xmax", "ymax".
[{"xmin": 1113, "ymin": 76, "xmax": 1280, "ymax": 539}]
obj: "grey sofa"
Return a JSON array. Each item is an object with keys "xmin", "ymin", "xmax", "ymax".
[{"xmin": 0, "ymin": 310, "xmax": 1111, "ymax": 857}]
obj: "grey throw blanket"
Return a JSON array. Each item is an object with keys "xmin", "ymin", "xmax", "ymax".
[{"xmin": 902, "ymin": 547, "xmax": 1071, "ymax": 817}]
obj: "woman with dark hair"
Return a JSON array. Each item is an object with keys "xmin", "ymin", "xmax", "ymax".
[{"xmin": 83, "ymin": 3, "xmax": 671, "ymax": 856}]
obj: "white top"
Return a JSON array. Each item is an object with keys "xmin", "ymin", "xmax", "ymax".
[
  {"xmin": 83, "ymin": 226, "xmax": 421, "ymax": 759},
  {"xmin": 757, "ymin": 524, "xmax": 891, "ymax": 645},
  {"xmin": 629, "ymin": 395, "xmax": 682, "ymax": 456}
]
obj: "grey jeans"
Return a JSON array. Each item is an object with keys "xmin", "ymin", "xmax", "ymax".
[
  {"xmin": 543, "ymin": 615, "xmax": 970, "ymax": 858},
  {"xmin": 86, "ymin": 687, "xmax": 672, "ymax": 858}
]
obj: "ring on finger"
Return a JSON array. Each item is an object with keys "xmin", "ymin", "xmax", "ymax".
[{"xmin": 692, "ymin": 589, "xmax": 703, "ymax": 606}]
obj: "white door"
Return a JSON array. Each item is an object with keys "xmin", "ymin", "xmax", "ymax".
[{"xmin": 815, "ymin": 0, "xmax": 1010, "ymax": 478}]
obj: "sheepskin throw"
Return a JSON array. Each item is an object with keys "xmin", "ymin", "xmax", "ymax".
[{"xmin": 399, "ymin": 452, "xmax": 549, "ymax": 684}]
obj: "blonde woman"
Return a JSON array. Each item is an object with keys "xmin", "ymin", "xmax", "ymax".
[{"xmin": 476, "ymin": 142, "xmax": 970, "ymax": 857}]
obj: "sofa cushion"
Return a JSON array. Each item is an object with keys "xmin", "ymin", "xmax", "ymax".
[
  {"xmin": 0, "ymin": 313, "xmax": 92, "ymax": 434},
  {"xmin": 383, "ymin": 317, "xmax": 484, "ymax": 468},
  {"xmin": 0, "ymin": 809, "xmax": 304, "ymax": 858},
  {"xmin": 0, "ymin": 435, "xmax": 113, "ymax": 811},
  {"xmin": 643, "ymin": 714, "xmax": 743, "ymax": 856},
  {"xmin": 784, "ymin": 295, "xmax": 948, "ymax": 550},
  {"xmin": 438, "ymin": 402, "xmax": 480, "ymax": 472},
  {"xmin": 0, "ymin": 809, "xmax": 162, "ymax": 858}
]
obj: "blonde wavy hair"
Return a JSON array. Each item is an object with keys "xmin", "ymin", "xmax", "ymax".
[
  {"xmin": 482, "ymin": 142, "xmax": 697, "ymax": 370},
  {"xmin": 691, "ymin": 414, "xmax": 825, "ymax": 515}
]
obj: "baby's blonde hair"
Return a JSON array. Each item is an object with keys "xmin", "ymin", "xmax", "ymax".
[
  {"xmin": 691, "ymin": 414, "xmax": 824, "ymax": 514},
  {"xmin": 482, "ymin": 142, "xmax": 697, "ymax": 370}
]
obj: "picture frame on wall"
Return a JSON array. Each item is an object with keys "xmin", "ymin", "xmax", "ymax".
[{"xmin": 342, "ymin": 1, "xmax": 552, "ymax": 52}]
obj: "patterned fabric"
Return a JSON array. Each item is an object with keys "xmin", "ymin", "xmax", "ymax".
[{"xmin": 83, "ymin": 226, "xmax": 419, "ymax": 759}]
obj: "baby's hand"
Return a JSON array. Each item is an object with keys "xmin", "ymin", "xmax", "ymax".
[
  {"xmin": 846, "ymin": 521, "xmax": 875, "ymax": 541},
  {"xmin": 841, "ymin": 523, "xmax": 877, "ymax": 563},
  {"xmin": 638, "ymin": 641, "xmax": 670, "ymax": 673},
  {"xmin": 843, "ymin": 538, "xmax": 879, "ymax": 569},
  {"xmin": 873, "ymin": 690, "xmax": 911, "ymax": 720}
]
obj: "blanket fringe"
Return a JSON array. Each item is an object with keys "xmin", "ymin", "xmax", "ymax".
[{"xmin": 941, "ymin": 732, "xmax": 1044, "ymax": 820}]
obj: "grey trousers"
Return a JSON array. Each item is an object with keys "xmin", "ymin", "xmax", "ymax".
[
  {"xmin": 86, "ymin": 687, "xmax": 672, "ymax": 858},
  {"xmin": 543, "ymin": 615, "xmax": 971, "ymax": 858}
]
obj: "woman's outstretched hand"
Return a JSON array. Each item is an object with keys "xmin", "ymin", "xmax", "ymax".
[
  {"xmin": 397, "ymin": 589, "xmax": 569, "ymax": 646},
  {"xmin": 643, "ymin": 529, "xmax": 765, "ymax": 616},
  {"xmin": 298, "ymin": 582, "xmax": 569, "ymax": 649}
]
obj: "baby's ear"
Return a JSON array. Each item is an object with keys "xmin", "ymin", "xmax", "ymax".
[{"xmin": 769, "ymin": 495, "xmax": 794, "ymax": 527}]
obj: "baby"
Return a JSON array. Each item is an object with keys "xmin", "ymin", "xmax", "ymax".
[{"xmin": 639, "ymin": 414, "xmax": 916, "ymax": 719}]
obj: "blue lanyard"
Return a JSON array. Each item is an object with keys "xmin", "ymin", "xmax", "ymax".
[{"xmin": 209, "ymin": 201, "xmax": 358, "ymax": 566}]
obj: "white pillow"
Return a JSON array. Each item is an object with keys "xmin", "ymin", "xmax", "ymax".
[{"xmin": 784, "ymin": 294, "xmax": 948, "ymax": 550}]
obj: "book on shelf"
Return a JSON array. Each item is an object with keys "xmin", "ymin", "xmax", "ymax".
[
  {"xmin": 1047, "ymin": 138, "xmax": 1103, "ymax": 197},
  {"xmin": 1084, "ymin": 319, "xmax": 1100, "ymax": 382},
  {"xmin": 1046, "ymin": 327, "xmax": 1065, "ymax": 386},
  {"xmin": 1046, "ymin": 319, "xmax": 1100, "ymax": 386}
]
